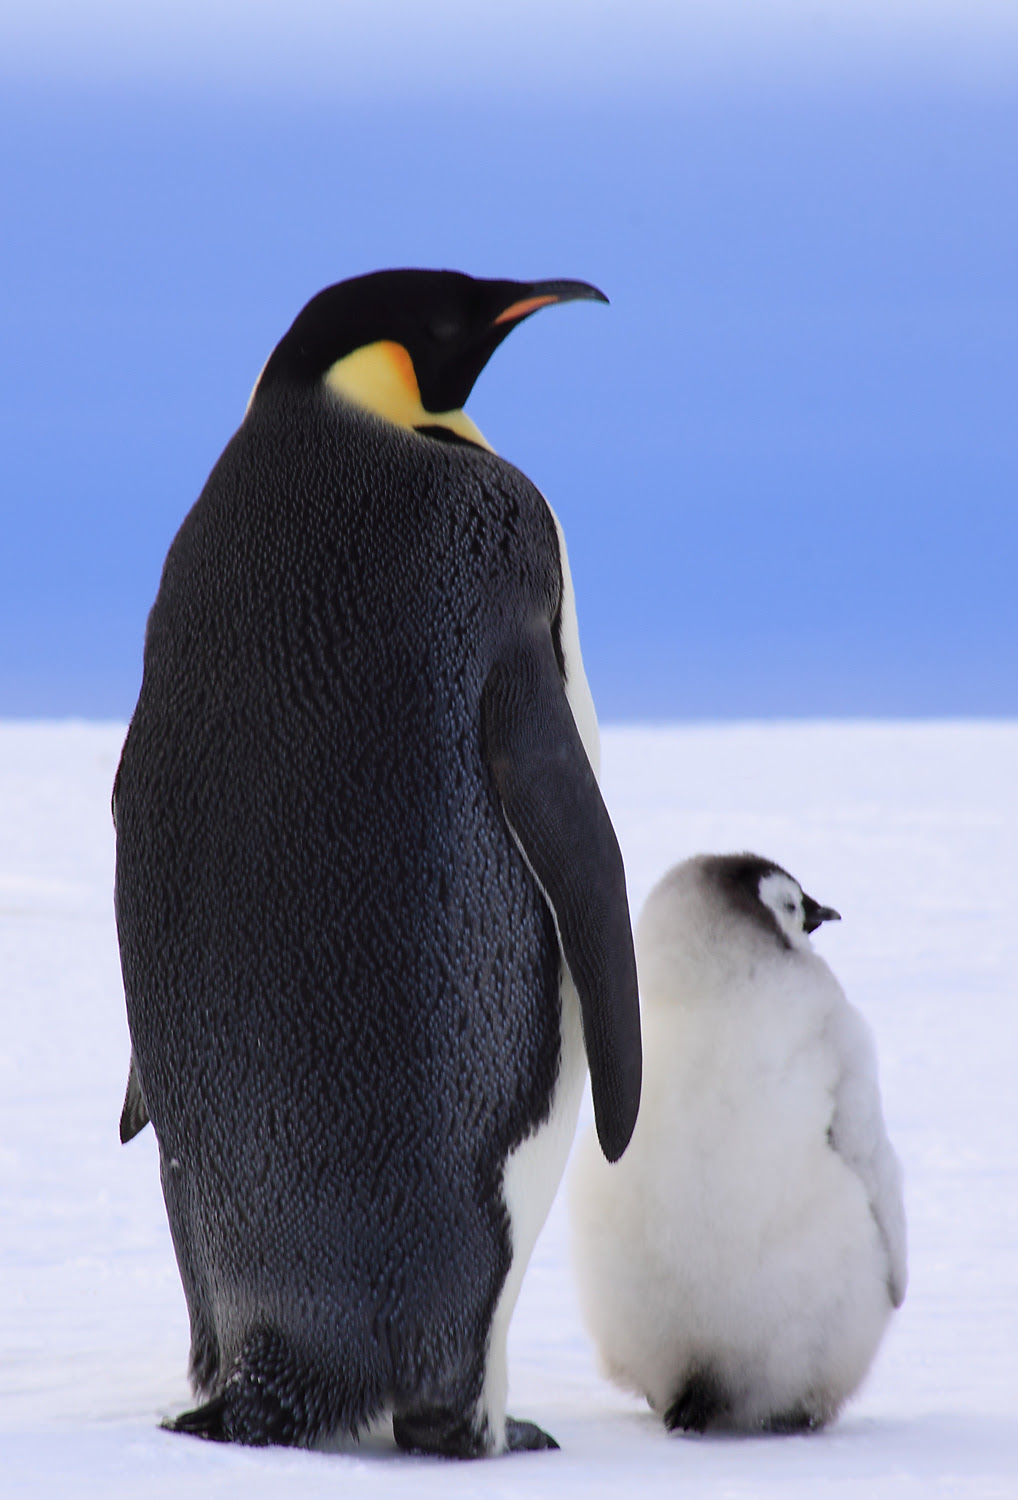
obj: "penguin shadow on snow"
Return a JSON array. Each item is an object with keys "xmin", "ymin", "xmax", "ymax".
[{"xmin": 570, "ymin": 852, "xmax": 907, "ymax": 1443}]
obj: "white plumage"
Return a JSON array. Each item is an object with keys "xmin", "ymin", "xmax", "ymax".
[{"xmin": 570, "ymin": 853, "xmax": 906, "ymax": 1433}]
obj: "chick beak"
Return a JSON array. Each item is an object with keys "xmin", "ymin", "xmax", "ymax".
[{"xmin": 802, "ymin": 895, "xmax": 842, "ymax": 935}]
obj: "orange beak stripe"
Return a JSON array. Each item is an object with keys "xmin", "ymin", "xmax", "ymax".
[{"xmin": 492, "ymin": 294, "xmax": 560, "ymax": 327}]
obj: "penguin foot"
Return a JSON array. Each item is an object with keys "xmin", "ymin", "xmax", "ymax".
[
  {"xmin": 392, "ymin": 1406, "xmax": 489, "ymax": 1459},
  {"xmin": 761, "ymin": 1407, "xmax": 825, "ymax": 1435},
  {"xmin": 504, "ymin": 1417, "xmax": 560, "ymax": 1452},
  {"xmin": 164, "ymin": 1393, "xmax": 229, "ymax": 1442},
  {"xmin": 664, "ymin": 1369, "xmax": 727, "ymax": 1434},
  {"xmin": 166, "ymin": 1327, "xmax": 354, "ymax": 1447},
  {"xmin": 391, "ymin": 1408, "xmax": 559, "ymax": 1458}
]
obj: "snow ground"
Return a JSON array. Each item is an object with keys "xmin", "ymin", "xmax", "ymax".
[{"xmin": 1, "ymin": 720, "xmax": 1016, "ymax": 1497}]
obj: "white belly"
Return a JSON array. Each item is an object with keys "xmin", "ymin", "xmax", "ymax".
[
  {"xmin": 477, "ymin": 494, "xmax": 599, "ymax": 1450},
  {"xmin": 479, "ymin": 964, "xmax": 586, "ymax": 1449}
]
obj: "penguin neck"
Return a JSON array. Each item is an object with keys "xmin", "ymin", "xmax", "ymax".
[
  {"xmin": 638, "ymin": 933, "xmax": 788, "ymax": 1015},
  {"xmin": 323, "ymin": 341, "xmax": 494, "ymax": 451}
]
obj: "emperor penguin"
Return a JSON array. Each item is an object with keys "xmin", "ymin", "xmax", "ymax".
[
  {"xmin": 113, "ymin": 270, "xmax": 641, "ymax": 1455},
  {"xmin": 570, "ymin": 853, "xmax": 906, "ymax": 1434}
]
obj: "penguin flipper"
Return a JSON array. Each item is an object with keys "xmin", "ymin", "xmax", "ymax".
[
  {"xmin": 826, "ymin": 1002, "xmax": 908, "ymax": 1307},
  {"xmin": 481, "ymin": 625, "xmax": 642, "ymax": 1163},
  {"xmin": 119, "ymin": 1053, "xmax": 150, "ymax": 1143}
]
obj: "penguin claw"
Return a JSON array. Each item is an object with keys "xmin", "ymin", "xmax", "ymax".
[
  {"xmin": 392, "ymin": 1408, "xmax": 559, "ymax": 1458},
  {"xmin": 164, "ymin": 1393, "xmax": 229, "ymax": 1441},
  {"xmin": 505, "ymin": 1417, "xmax": 560, "ymax": 1452}
]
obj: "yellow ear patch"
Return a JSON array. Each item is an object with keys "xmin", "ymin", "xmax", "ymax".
[{"xmin": 324, "ymin": 341, "xmax": 493, "ymax": 451}]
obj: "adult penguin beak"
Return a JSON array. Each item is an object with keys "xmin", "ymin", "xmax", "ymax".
[
  {"xmin": 802, "ymin": 894, "xmax": 842, "ymax": 934},
  {"xmin": 424, "ymin": 276, "xmax": 609, "ymax": 414},
  {"xmin": 491, "ymin": 279, "xmax": 609, "ymax": 329}
]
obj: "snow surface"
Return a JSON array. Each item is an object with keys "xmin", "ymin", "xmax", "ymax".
[{"xmin": 2, "ymin": 720, "xmax": 1016, "ymax": 1497}]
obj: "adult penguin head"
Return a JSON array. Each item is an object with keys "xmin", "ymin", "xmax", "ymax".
[{"xmin": 251, "ymin": 269, "xmax": 608, "ymax": 448}]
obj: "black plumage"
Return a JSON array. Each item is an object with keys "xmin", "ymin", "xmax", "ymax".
[{"xmin": 114, "ymin": 272, "xmax": 640, "ymax": 1453}]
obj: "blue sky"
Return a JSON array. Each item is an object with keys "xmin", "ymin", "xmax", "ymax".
[{"xmin": 1, "ymin": 2, "xmax": 1016, "ymax": 720}]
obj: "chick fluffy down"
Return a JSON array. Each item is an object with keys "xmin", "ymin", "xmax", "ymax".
[{"xmin": 570, "ymin": 868, "xmax": 905, "ymax": 1430}]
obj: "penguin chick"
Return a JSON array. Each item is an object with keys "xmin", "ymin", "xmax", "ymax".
[{"xmin": 570, "ymin": 852, "xmax": 906, "ymax": 1435}]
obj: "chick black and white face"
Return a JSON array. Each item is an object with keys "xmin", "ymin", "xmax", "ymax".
[
  {"xmin": 699, "ymin": 853, "xmax": 841, "ymax": 955},
  {"xmin": 757, "ymin": 871, "xmax": 814, "ymax": 951},
  {"xmin": 757, "ymin": 868, "xmax": 842, "ymax": 954}
]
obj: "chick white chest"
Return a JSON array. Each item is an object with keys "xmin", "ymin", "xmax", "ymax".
[{"xmin": 638, "ymin": 969, "xmax": 840, "ymax": 1256}]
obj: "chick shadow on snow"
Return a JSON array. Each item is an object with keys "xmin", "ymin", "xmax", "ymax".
[{"xmin": 645, "ymin": 1410, "xmax": 1018, "ymax": 1483}]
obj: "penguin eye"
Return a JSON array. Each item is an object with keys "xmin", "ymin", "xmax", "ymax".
[
  {"xmin": 427, "ymin": 314, "xmax": 461, "ymax": 343},
  {"xmin": 784, "ymin": 901, "xmax": 796, "ymax": 914}
]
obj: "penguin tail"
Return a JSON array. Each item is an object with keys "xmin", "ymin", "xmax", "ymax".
[{"xmin": 119, "ymin": 1054, "xmax": 150, "ymax": 1143}]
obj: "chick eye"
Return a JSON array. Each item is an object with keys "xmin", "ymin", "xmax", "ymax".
[{"xmin": 784, "ymin": 901, "xmax": 796, "ymax": 914}]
